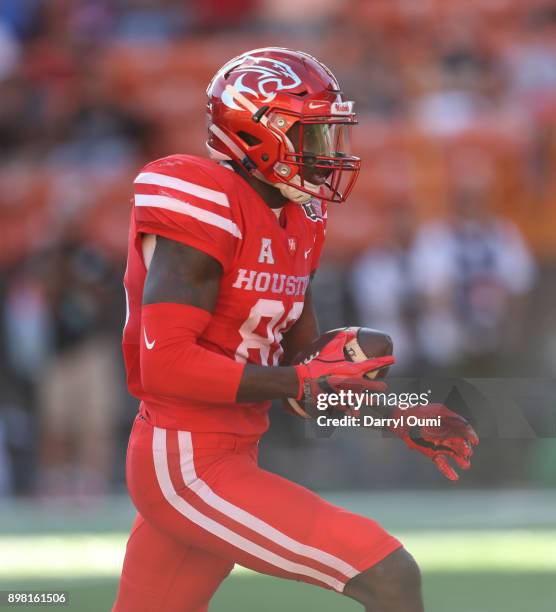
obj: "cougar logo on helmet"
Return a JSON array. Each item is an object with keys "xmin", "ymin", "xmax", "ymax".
[{"xmin": 221, "ymin": 57, "xmax": 302, "ymax": 111}]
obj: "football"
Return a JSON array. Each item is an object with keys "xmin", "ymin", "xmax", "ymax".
[{"xmin": 285, "ymin": 327, "xmax": 393, "ymax": 418}]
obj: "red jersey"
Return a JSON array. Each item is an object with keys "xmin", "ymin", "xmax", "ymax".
[{"xmin": 122, "ymin": 154, "xmax": 327, "ymax": 435}]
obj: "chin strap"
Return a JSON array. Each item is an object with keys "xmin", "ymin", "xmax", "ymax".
[
  {"xmin": 207, "ymin": 143, "xmax": 317, "ymax": 205},
  {"xmin": 253, "ymin": 171, "xmax": 317, "ymax": 205},
  {"xmin": 276, "ymin": 181, "xmax": 314, "ymax": 204},
  {"xmin": 206, "ymin": 143, "xmax": 231, "ymax": 161}
]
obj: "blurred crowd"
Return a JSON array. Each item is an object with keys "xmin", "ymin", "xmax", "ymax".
[{"xmin": 1, "ymin": 0, "xmax": 555, "ymax": 496}]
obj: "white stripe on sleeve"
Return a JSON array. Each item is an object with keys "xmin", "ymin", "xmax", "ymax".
[
  {"xmin": 135, "ymin": 171, "xmax": 230, "ymax": 208},
  {"xmin": 135, "ymin": 194, "xmax": 242, "ymax": 239}
]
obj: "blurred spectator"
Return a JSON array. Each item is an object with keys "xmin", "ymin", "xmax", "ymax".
[
  {"xmin": 1, "ymin": 261, "xmax": 51, "ymax": 495},
  {"xmin": 0, "ymin": 379, "xmax": 35, "ymax": 496},
  {"xmin": 410, "ymin": 179, "xmax": 536, "ymax": 370},
  {"xmin": 411, "ymin": 11, "xmax": 501, "ymax": 135},
  {"xmin": 33, "ymin": 241, "xmax": 124, "ymax": 498},
  {"xmin": 503, "ymin": 3, "xmax": 556, "ymax": 118},
  {"xmin": 115, "ymin": 0, "xmax": 189, "ymax": 41},
  {"xmin": 351, "ymin": 202, "xmax": 420, "ymax": 371},
  {"xmin": 4, "ymin": 262, "xmax": 52, "ymax": 381},
  {"xmin": 0, "ymin": 19, "xmax": 20, "ymax": 80},
  {"xmin": 43, "ymin": 69, "xmax": 151, "ymax": 169}
]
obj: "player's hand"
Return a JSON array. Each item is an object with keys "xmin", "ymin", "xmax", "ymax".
[
  {"xmin": 294, "ymin": 329, "xmax": 395, "ymax": 415},
  {"xmin": 389, "ymin": 404, "xmax": 479, "ymax": 481}
]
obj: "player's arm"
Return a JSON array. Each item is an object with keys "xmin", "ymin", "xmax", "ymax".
[
  {"xmin": 280, "ymin": 282, "xmax": 319, "ymax": 365},
  {"xmin": 141, "ymin": 238, "xmax": 386, "ymax": 404},
  {"xmin": 142, "ymin": 237, "xmax": 297, "ymax": 402}
]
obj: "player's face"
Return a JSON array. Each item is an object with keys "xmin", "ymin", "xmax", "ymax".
[{"xmin": 286, "ymin": 122, "xmax": 352, "ymax": 185}]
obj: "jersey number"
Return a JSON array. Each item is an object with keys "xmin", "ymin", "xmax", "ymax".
[{"xmin": 235, "ymin": 299, "xmax": 304, "ymax": 366}]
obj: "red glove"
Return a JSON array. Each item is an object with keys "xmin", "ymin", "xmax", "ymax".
[
  {"xmin": 389, "ymin": 404, "xmax": 479, "ymax": 481},
  {"xmin": 294, "ymin": 329, "xmax": 395, "ymax": 417}
]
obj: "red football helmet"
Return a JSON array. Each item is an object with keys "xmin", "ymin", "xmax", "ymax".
[{"xmin": 206, "ymin": 47, "xmax": 361, "ymax": 204}]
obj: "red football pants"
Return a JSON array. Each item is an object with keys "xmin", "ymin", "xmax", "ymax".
[{"xmin": 113, "ymin": 415, "xmax": 401, "ymax": 611}]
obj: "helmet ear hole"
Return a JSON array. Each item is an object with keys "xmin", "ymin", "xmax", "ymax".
[{"xmin": 237, "ymin": 131, "xmax": 262, "ymax": 147}]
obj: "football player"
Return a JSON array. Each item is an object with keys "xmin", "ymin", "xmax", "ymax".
[{"xmin": 114, "ymin": 48, "xmax": 477, "ymax": 612}]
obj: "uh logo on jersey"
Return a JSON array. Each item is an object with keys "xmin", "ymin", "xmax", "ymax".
[{"xmin": 257, "ymin": 237, "xmax": 297, "ymax": 264}]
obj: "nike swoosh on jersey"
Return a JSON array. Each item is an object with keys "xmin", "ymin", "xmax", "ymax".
[
  {"xmin": 144, "ymin": 328, "xmax": 156, "ymax": 350},
  {"xmin": 304, "ymin": 248, "xmax": 312, "ymax": 259}
]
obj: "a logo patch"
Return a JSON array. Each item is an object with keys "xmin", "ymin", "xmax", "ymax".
[
  {"xmin": 143, "ymin": 328, "xmax": 156, "ymax": 350},
  {"xmin": 331, "ymin": 101, "xmax": 354, "ymax": 115},
  {"xmin": 258, "ymin": 237, "xmax": 275, "ymax": 264},
  {"xmin": 301, "ymin": 200, "xmax": 322, "ymax": 222},
  {"xmin": 308, "ymin": 101, "xmax": 328, "ymax": 110},
  {"xmin": 221, "ymin": 56, "xmax": 302, "ymax": 111},
  {"xmin": 288, "ymin": 237, "xmax": 297, "ymax": 254}
]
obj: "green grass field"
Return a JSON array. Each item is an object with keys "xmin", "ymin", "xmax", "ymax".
[
  {"xmin": 1, "ymin": 491, "xmax": 555, "ymax": 611},
  {"xmin": 1, "ymin": 571, "xmax": 555, "ymax": 612}
]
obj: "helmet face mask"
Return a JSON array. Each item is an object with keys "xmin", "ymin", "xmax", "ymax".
[
  {"xmin": 206, "ymin": 48, "xmax": 361, "ymax": 203},
  {"xmin": 276, "ymin": 114, "xmax": 360, "ymax": 202}
]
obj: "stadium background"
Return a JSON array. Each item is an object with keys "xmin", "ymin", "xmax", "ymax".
[{"xmin": 0, "ymin": 0, "xmax": 555, "ymax": 610}]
